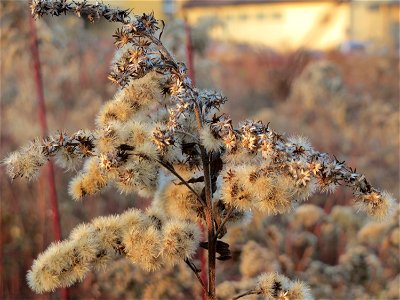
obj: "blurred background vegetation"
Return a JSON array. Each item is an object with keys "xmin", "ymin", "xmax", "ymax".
[{"xmin": 1, "ymin": 0, "xmax": 399, "ymax": 299}]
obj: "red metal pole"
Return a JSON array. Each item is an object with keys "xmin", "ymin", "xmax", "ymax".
[
  {"xmin": 184, "ymin": 18, "xmax": 207, "ymax": 300},
  {"xmin": 28, "ymin": 12, "xmax": 69, "ymax": 300}
]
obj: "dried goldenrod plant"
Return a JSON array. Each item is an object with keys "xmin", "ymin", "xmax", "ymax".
[{"xmin": 3, "ymin": 1, "xmax": 397, "ymax": 299}]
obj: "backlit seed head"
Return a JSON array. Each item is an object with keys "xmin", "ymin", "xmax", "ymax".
[
  {"xmin": 161, "ymin": 181, "xmax": 203, "ymax": 221},
  {"xmin": 200, "ymin": 124, "xmax": 222, "ymax": 152},
  {"xmin": 4, "ymin": 139, "xmax": 47, "ymax": 180},
  {"xmin": 68, "ymin": 157, "xmax": 108, "ymax": 200},
  {"xmin": 355, "ymin": 190, "xmax": 395, "ymax": 221},
  {"xmin": 161, "ymin": 220, "xmax": 200, "ymax": 265},
  {"xmin": 27, "ymin": 240, "xmax": 91, "ymax": 293},
  {"xmin": 96, "ymin": 99, "xmax": 135, "ymax": 127},
  {"xmin": 123, "ymin": 225, "xmax": 163, "ymax": 271},
  {"xmin": 256, "ymin": 272, "xmax": 291, "ymax": 298},
  {"xmin": 254, "ymin": 175, "xmax": 295, "ymax": 215}
]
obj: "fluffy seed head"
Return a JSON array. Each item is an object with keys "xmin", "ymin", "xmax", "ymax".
[
  {"xmin": 161, "ymin": 181, "xmax": 203, "ymax": 220},
  {"xmin": 68, "ymin": 173, "xmax": 88, "ymax": 200},
  {"xmin": 287, "ymin": 135, "xmax": 312, "ymax": 153},
  {"xmin": 27, "ymin": 240, "xmax": 91, "ymax": 293},
  {"xmin": 68, "ymin": 158, "xmax": 108, "ymax": 200},
  {"xmin": 293, "ymin": 177, "xmax": 318, "ymax": 201},
  {"xmin": 199, "ymin": 124, "xmax": 222, "ymax": 152},
  {"xmin": 254, "ymin": 175, "xmax": 295, "ymax": 215},
  {"xmin": 95, "ymin": 123, "xmax": 123, "ymax": 153},
  {"xmin": 54, "ymin": 147, "xmax": 80, "ymax": 171},
  {"xmin": 245, "ymin": 171, "xmax": 275, "ymax": 200},
  {"xmin": 123, "ymin": 225, "xmax": 163, "ymax": 271},
  {"xmin": 355, "ymin": 190, "xmax": 395, "ymax": 221},
  {"xmin": 91, "ymin": 215, "xmax": 124, "ymax": 260},
  {"xmin": 144, "ymin": 206, "xmax": 166, "ymax": 230},
  {"xmin": 255, "ymin": 272, "xmax": 312, "ymax": 299},
  {"xmin": 114, "ymin": 159, "xmax": 159, "ymax": 196},
  {"xmin": 115, "ymin": 70, "xmax": 164, "ymax": 110},
  {"xmin": 122, "ymin": 120, "xmax": 151, "ymax": 146},
  {"xmin": 256, "ymin": 272, "xmax": 291, "ymax": 298},
  {"xmin": 161, "ymin": 220, "xmax": 200, "ymax": 265},
  {"xmin": 4, "ymin": 140, "xmax": 47, "ymax": 180},
  {"xmin": 287, "ymin": 281, "xmax": 313, "ymax": 300},
  {"xmin": 96, "ymin": 99, "xmax": 135, "ymax": 127},
  {"xmin": 69, "ymin": 223, "xmax": 99, "ymax": 263},
  {"xmin": 119, "ymin": 208, "xmax": 146, "ymax": 230},
  {"xmin": 220, "ymin": 168, "xmax": 254, "ymax": 210}
]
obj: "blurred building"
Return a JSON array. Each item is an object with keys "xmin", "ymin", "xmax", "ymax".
[
  {"xmin": 113, "ymin": 0, "xmax": 400, "ymax": 51},
  {"xmin": 111, "ymin": 0, "xmax": 183, "ymax": 20},
  {"xmin": 350, "ymin": 1, "xmax": 399, "ymax": 50}
]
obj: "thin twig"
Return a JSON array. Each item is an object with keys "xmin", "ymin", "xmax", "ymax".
[
  {"xmin": 232, "ymin": 290, "xmax": 259, "ymax": 300},
  {"xmin": 145, "ymin": 33, "xmax": 177, "ymax": 67},
  {"xmin": 174, "ymin": 130, "xmax": 199, "ymax": 142},
  {"xmin": 156, "ymin": 159, "xmax": 205, "ymax": 206},
  {"xmin": 214, "ymin": 206, "xmax": 234, "ymax": 241},
  {"xmin": 184, "ymin": 258, "xmax": 208, "ymax": 296}
]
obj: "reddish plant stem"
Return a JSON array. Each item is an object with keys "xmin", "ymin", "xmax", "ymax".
[
  {"xmin": 29, "ymin": 13, "xmax": 68, "ymax": 300},
  {"xmin": 199, "ymin": 223, "xmax": 207, "ymax": 297},
  {"xmin": 184, "ymin": 20, "xmax": 196, "ymax": 83},
  {"xmin": 192, "ymin": 97, "xmax": 215, "ymax": 299},
  {"xmin": 201, "ymin": 149, "xmax": 216, "ymax": 299},
  {"xmin": 204, "ymin": 167, "xmax": 216, "ymax": 299},
  {"xmin": 185, "ymin": 19, "xmax": 208, "ymax": 300}
]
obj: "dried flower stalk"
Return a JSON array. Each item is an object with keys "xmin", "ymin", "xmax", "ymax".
[{"xmin": 3, "ymin": 1, "xmax": 397, "ymax": 299}]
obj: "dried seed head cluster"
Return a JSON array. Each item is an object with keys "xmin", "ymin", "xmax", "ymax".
[
  {"xmin": 157, "ymin": 178, "xmax": 204, "ymax": 221},
  {"xmin": 220, "ymin": 205, "xmax": 399, "ymax": 299},
  {"xmin": 4, "ymin": 139, "xmax": 48, "ymax": 180},
  {"xmin": 256, "ymin": 272, "xmax": 312, "ymax": 300},
  {"xmin": 161, "ymin": 220, "xmax": 200, "ymax": 265},
  {"xmin": 3, "ymin": 0, "xmax": 398, "ymax": 299},
  {"xmin": 27, "ymin": 208, "xmax": 200, "ymax": 293}
]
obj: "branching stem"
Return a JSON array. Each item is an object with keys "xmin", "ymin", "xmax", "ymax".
[
  {"xmin": 232, "ymin": 290, "xmax": 259, "ymax": 300},
  {"xmin": 214, "ymin": 206, "xmax": 234, "ymax": 241},
  {"xmin": 155, "ymin": 159, "xmax": 205, "ymax": 206},
  {"xmin": 174, "ymin": 130, "xmax": 199, "ymax": 142},
  {"xmin": 184, "ymin": 258, "xmax": 208, "ymax": 295},
  {"xmin": 193, "ymin": 100, "xmax": 216, "ymax": 299},
  {"xmin": 201, "ymin": 148, "xmax": 216, "ymax": 299}
]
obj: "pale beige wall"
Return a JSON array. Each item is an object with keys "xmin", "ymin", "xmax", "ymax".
[
  {"xmin": 184, "ymin": 2, "xmax": 350, "ymax": 51},
  {"xmin": 93, "ymin": 1, "xmax": 398, "ymax": 51},
  {"xmin": 109, "ymin": 0, "xmax": 166, "ymax": 19},
  {"xmin": 351, "ymin": 2, "xmax": 400, "ymax": 48},
  {"xmin": 108, "ymin": 0, "xmax": 189, "ymax": 20}
]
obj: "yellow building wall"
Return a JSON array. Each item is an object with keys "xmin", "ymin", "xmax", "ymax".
[
  {"xmin": 351, "ymin": 2, "xmax": 400, "ymax": 49},
  {"xmin": 110, "ymin": 0, "xmax": 166, "ymax": 19},
  {"xmin": 107, "ymin": 0, "xmax": 188, "ymax": 20},
  {"xmin": 92, "ymin": 1, "xmax": 398, "ymax": 51},
  {"xmin": 184, "ymin": 2, "xmax": 350, "ymax": 51}
]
